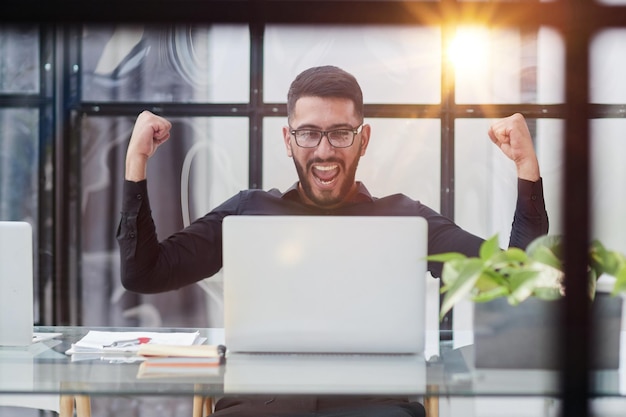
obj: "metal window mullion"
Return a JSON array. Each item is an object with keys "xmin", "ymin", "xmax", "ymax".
[
  {"xmin": 561, "ymin": 1, "xmax": 593, "ymax": 416},
  {"xmin": 36, "ymin": 25, "xmax": 56, "ymax": 325},
  {"xmin": 438, "ymin": 21, "xmax": 457, "ymax": 336},
  {"xmin": 78, "ymin": 102, "xmax": 252, "ymax": 117},
  {"xmin": 53, "ymin": 24, "xmax": 82, "ymax": 326},
  {"xmin": 249, "ymin": 22, "xmax": 264, "ymax": 190},
  {"xmin": 53, "ymin": 24, "xmax": 71, "ymax": 325}
]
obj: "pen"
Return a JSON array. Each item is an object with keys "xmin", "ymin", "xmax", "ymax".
[{"xmin": 105, "ymin": 337, "xmax": 152, "ymax": 348}]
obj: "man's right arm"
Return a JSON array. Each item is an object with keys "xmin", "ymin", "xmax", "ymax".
[
  {"xmin": 117, "ymin": 180, "xmax": 159, "ymax": 292},
  {"xmin": 125, "ymin": 111, "xmax": 172, "ymax": 182},
  {"xmin": 117, "ymin": 111, "xmax": 174, "ymax": 292},
  {"xmin": 118, "ymin": 111, "xmax": 225, "ymax": 293},
  {"xmin": 116, "ymin": 179, "xmax": 231, "ymax": 293}
]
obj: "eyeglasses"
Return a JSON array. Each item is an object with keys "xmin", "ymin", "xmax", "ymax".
[{"xmin": 289, "ymin": 124, "xmax": 363, "ymax": 148}]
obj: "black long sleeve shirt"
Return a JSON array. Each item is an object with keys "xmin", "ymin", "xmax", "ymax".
[{"xmin": 117, "ymin": 179, "xmax": 549, "ymax": 294}]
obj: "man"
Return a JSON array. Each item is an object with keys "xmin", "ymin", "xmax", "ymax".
[{"xmin": 118, "ymin": 65, "xmax": 548, "ymax": 415}]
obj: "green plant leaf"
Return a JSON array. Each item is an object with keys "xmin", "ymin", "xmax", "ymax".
[
  {"xmin": 475, "ymin": 269, "xmax": 508, "ymax": 292},
  {"xmin": 472, "ymin": 286, "xmax": 510, "ymax": 303},
  {"xmin": 439, "ymin": 258, "xmax": 484, "ymax": 321},
  {"xmin": 590, "ymin": 240, "xmax": 626, "ymax": 295},
  {"xmin": 526, "ymin": 235, "xmax": 562, "ymax": 258},
  {"xmin": 499, "ymin": 247, "xmax": 528, "ymax": 263},
  {"xmin": 479, "ymin": 234, "xmax": 501, "ymax": 261},
  {"xmin": 439, "ymin": 259, "xmax": 467, "ymax": 287},
  {"xmin": 533, "ymin": 287, "xmax": 563, "ymax": 300},
  {"xmin": 590, "ymin": 240, "xmax": 612, "ymax": 275},
  {"xmin": 588, "ymin": 269, "xmax": 597, "ymax": 300},
  {"xmin": 487, "ymin": 247, "xmax": 528, "ymax": 272},
  {"xmin": 527, "ymin": 261, "xmax": 564, "ymax": 291},
  {"xmin": 529, "ymin": 245, "xmax": 563, "ymax": 270},
  {"xmin": 604, "ymin": 250, "xmax": 626, "ymax": 277},
  {"xmin": 425, "ymin": 252, "xmax": 467, "ymax": 263},
  {"xmin": 433, "ymin": 232, "xmax": 626, "ymax": 315},
  {"xmin": 507, "ymin": 269, "xmax": 541, "ymax": 305},
  {"xmin": 611, "ymin": 261, "xmax": 626, "ymax": 296}
]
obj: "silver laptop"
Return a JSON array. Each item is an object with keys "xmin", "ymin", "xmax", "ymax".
[
  {"xmin": 0, "ymin": 221, "xmax": 34, "ymax": 346},
  {"xmin": 223, "ymin": 215, "xmax": 427, "ymax": 355}
]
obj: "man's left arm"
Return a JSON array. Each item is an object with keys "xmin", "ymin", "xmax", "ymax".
[
  {"xmin": 489, "ymin": 113, "xmax": 549, "ymax": 248},
  {"xmin": 509, "ymin": 177, "xmax": 549, "ymax": 248}
]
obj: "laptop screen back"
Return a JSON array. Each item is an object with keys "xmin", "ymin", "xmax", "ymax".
[
  {"xmin": 0, "ymin": 221, "xmax": 33, "ymax": 346},
  {"xmin": 223, "ymin": 215, "xmax": 427, "ymax": 355}
]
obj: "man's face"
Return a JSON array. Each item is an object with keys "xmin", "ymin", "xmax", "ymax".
[{"xmin": 282, "ymin": 96, "xmax": 370, "ymax": 209}]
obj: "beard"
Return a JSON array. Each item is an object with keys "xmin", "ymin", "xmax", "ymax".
[{"xmin": 292, "ymin": 149, "xmax": 362, "ymax": 209}]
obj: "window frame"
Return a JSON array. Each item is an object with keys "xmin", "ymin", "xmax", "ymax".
[{"xmin": 4, "ymin": 2, "xmax": 624, "ymax": 414}]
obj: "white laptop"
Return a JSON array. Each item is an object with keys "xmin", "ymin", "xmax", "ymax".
[
  {"xmin": 0, "ymin": 221, "xmax": 34, "ymax": 347},
  {"xmin": 222, "ymin": 215, "xmax": 427, "ymax": 355}
]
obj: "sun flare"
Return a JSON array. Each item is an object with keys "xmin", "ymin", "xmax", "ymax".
[{"xmin": 447, "ymin": 27, "xmax": 490, "ymax": 73}]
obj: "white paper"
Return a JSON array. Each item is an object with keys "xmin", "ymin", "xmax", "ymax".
[
  {"xmin": 32, "ymin": 332, "xmax": 63, "ymax": 343},
  {"xmin": 65, "ymin": 330, "xmax": 201, "ymax": 355}
]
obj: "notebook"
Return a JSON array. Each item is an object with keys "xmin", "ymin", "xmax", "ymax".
[
  {"xmin": 222, "ymin": 215, "xmax": 428, "ymax": 355},
  {"xmin": 0, "ymin": 221, "xmax": 34, "ymax": 346}
]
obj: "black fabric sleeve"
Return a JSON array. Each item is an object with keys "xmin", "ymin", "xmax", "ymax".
[
  {"xmin": 425, "ymin": 177, "xmax": 549, "ymax": 277},
  {"xmin": 116, "ymin": 180, "xmax": 153, "ymax": 291},
  {"xmin": 116, "ymin": 180, "xmax": 240, "ymax": 294},
  {"xmin": 507, "ymin": 178, "xmax": 550, "ymax": 249}
]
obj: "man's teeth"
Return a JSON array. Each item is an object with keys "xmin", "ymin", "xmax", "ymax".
[
  {"xmin": 313, "ymin": 165, "xmax": 338, "ymax": 185},
  {"xmin": 315, "ymin": 165, "xmax": 337, "ymax": 171}
]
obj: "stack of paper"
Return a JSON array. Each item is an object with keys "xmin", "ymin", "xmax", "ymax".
[
  {"xmin": 65, "ymin": 330, "xmax": 205, "ymax": 359},
  {"xmin": 138, "ymin": 344, "xmax": 225, "ymax": 358},
  {"xmin": 136, "ymin": 344, "xmax": 226, "ymax": 379}
]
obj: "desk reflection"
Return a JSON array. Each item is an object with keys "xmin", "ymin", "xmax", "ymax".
[{"xmin": 224, "ymin": 353, "xmax": 426, "ymax": 395}]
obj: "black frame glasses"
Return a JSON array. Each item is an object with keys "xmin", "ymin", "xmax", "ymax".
[{"xmin": 289, "ymin": 124, "xmax": 363, "ymax": 148}]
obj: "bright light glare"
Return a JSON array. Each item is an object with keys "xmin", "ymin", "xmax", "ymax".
[
  {"xmin": 447, "ymin": 28, "xmax": 490, "ymax": 73},
  {"xmin": 277, "ymin": 240, "xmax": 303, "ymax": 266}
]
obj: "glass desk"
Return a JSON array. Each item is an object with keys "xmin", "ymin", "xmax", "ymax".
[{"xmin": 0, "ymin": 326, "xmax": 624, "ymax": 417}]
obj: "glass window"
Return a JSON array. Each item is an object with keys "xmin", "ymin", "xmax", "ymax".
[
  {"xmin": 80, "ymin": 115, "xmax": 248, "ymax": 326},
  {"xmin": 454, "ymin": 118, "xmax": 564, "ymax": 246},
  {"xmin": 591, "ymin": 119, "xmax": 626, "ymax": 254},
  {"xmin": 0, "ymin": 108, "xmax": 40, "ymax": 321},
  {"xmin": 455, "ymin": 118, "xmax": 517, "ymax": 245},
  {"xmin": 0, "ymin": 25, "xmax": 39, "ymax": 93},
  {"xmin": 356, "ymin": 118, "xmax": 441, "ymax": 208},
  {"xmin": 0, "ymin": 108, "xmax": 39, "ymax": 222},
  {"xmin": 81, "ymin": 25, "xmax": 250, "ymax": 103},
  {"xmin": 264, "ymin": 25, "xmax": 441, "ymax": 104},
  {"xmin": 535, "ymin": 119, "xmax": 565, "ymax": 237},
  {"xmin": 263, "ymin": 117, "xmax": 441, "ymax": 210},
  {"xmin": 262, "ymin": 117, "xmax": 299, "ymax": 193},
  {"xmin": 591, "ymin": 29, "xmax": 626, "ymax": 104},
  {"xmin": 536, "ymin": 27, "xmax": 566, "ymax": 104},
  {"xmin": 453, "ymin": 26, "xmax": 564, "ymax": 104},
  {"xmin": 590, "ymin": 30, "xmax": 626, "ymax": 253}
]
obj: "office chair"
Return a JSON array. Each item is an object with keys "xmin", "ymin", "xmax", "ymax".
[
  {"xmin": 181, "ymin": 139, "xmax": 237, "ymax": 328},
  {"xmin": 182, "ymin": 139, "xmax": 236, "ymax": 416}
]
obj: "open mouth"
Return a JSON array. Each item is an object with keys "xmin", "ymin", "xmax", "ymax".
[{"xmin": 312, "ymin": 164, "xmax": 340, "ymax": 186}]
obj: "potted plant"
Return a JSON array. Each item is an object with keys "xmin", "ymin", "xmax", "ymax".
[{"xmin": 427, "ymin": 234, "xmax": 626, "ymax": 369}]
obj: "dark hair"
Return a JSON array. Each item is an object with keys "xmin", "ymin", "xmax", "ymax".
[{"xmin": 287, "ymin": 66, "xmax": 364, "ymax": 122}]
